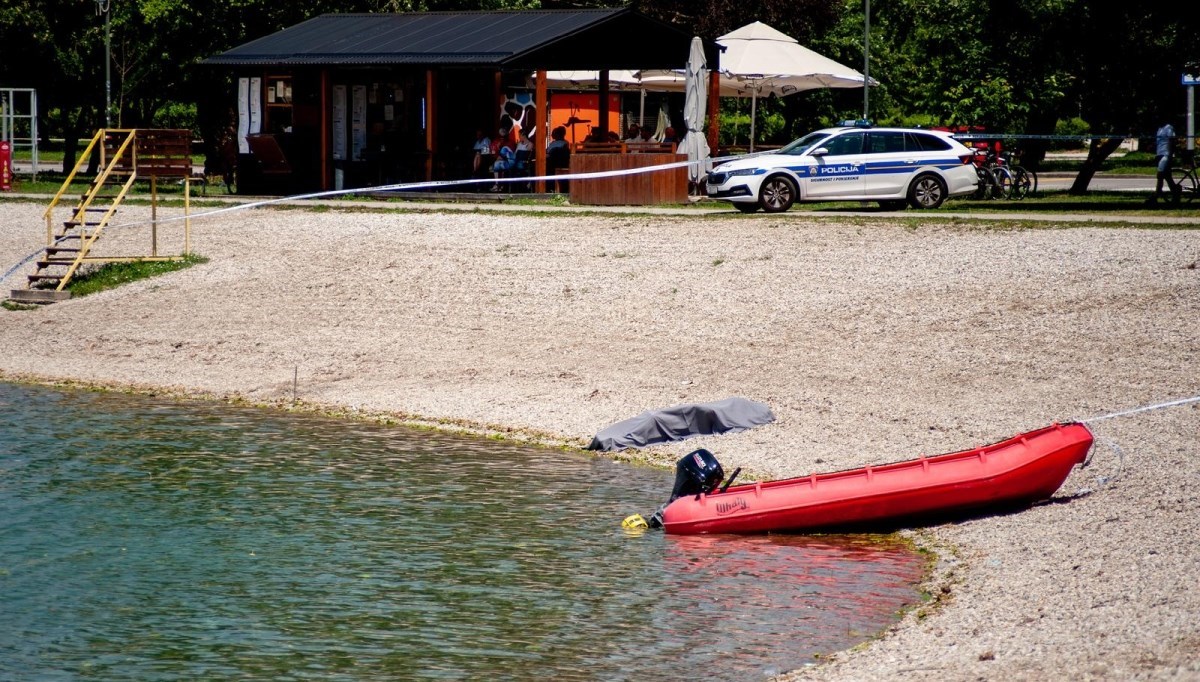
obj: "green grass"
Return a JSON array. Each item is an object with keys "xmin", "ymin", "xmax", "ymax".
[
  {"xmin": 10, "ymin": 147, "xmax": 65, "ymax": 164},
  {"xmin": 945, "ymin": 190, "xmax": 1199, "ymax": 215},
  {"xmin": 5, "ymin": 172, "xmax": 236, "ymax": 197},
  {"xmin": 65, "ymin": 254, "xmax": 209, "ymax": 298},
  {"xmin": 758, "ymin": 190, "xmax": 1199, "ymax": 219}
]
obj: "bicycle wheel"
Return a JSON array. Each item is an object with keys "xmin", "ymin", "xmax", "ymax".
[
  {"xmin": 1171, "ymin": 168, "xmax": 1198, "ymax": 204},
  {"xmin": 991, "ymin": 167, "xmax": 1013, "ymax": 199},
  {"xmin": 972, "ymin": 166, "xmax": 989, "ymax": 199},
  {"xmin": 1011, "ymin": 166, "xmax": 1037, "ymax": 199}
]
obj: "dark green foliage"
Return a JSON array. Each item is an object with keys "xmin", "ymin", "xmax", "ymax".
[{"xmin": 4, "ymin": 0, "xmax": 1196, "ymax": 186}]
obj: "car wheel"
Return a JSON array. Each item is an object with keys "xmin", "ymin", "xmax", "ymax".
[
  {"xmin": 733, "ymin": 202, "xmax": 760, "ymax": 214},
  {"xmin": 878, "ymin": 200, "xmax": 907, "ymax": 211},
  {"xmin": 759, "ymin": 175, "xmax": 796, "ymax": 213},
  {"xmin": 908, "ymin": 173, "xmax": 947, "ymax": 209}
]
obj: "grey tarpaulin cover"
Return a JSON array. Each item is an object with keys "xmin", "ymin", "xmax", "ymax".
[{"xmin": 587, "ymin": 397, "xmax": 775, "ymax": 451}]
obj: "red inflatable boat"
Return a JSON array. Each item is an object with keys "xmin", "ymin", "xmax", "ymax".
[{"xmin": 660, "ymin": 422, "xmax": 1094, "ymax": 535}]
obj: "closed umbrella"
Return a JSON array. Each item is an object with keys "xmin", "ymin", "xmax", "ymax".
[{"xmin": 682, "ymin": 36, "xmax": 711, "ymax": 187}]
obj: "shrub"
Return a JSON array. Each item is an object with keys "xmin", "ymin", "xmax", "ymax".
[
  {"xmin": 153, "ymin": 102, "xmax": 199, "ymax": 136},
  {"xmin": 1052, "ymin": 117, "xmax": 1090, "ymax": 150}
]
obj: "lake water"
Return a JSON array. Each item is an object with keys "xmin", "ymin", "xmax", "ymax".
[{"xmin": 0, "ymin": 382, "xmax": 926, "ymax": 680}]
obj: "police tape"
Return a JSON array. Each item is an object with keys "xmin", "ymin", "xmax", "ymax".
[
  {"xmin": 92, "ymin": 149, "xmax": 774, "ymax": 232},
  {"xmin": 1, "ymin": 151, "xmax": 760, "ymax": 286}
]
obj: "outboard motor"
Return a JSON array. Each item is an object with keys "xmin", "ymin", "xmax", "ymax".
[
  {"xmin": 667, "ymin": 448, "xmax": 725, "ymax": 502},
  {"xmin": 638, "ymin": 449, "xmax": 726, "ymax": 529}
]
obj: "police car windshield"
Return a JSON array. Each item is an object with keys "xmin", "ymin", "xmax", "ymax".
[{"xmin": 778, "ymin": 131, "xmax": 833, "ymax": 156}]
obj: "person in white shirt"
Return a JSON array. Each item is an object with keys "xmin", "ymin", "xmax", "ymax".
[{"xmin": 472, "ymin": 128, "xmax": 492, "ymax": 178}]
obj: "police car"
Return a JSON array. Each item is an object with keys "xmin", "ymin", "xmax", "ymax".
[{"xmin": 705, "ymin": 125, "xmax": 979, "ymax": 212}]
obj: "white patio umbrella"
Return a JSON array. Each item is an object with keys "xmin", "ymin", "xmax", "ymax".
[
  {"xmin": 537, "ymin": 70, "xmax": 749, "ymax": 96},
  {"xmin": 541, "ymin": 70, "xmax": 647, "ymax": 91},
  {"xmin": 718, "ymin": 21, "xmax": 877, "ymax": 150},
  {"xmin": 632, "ymin": 69, "xmax": 750, "ymax": 97},
  {"xmin": 537, "ymin": 70, "xmax": 683, "ymax": 132},
  {"xmin": 682, "ymin": 36, "xmax": 711, "ymax": 187}
]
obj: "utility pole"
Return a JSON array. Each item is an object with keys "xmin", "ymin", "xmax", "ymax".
[
  {"xmin": 1185, "ymin": 62, "xmax": 1198, "ymax": 152},
  {"xmin": 863, "ymin": 0, "xmax": 870, "ymax": 121},
  {"xmin": 96, "ymin": 0, "xmax": 111, "ymax": 127}
]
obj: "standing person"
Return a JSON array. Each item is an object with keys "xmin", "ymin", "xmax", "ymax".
[
  {"xmin": 546, "ymin": 125, "xmax": 571, "ymax": 193},
  {"xmin": 1151, "ymin": 120, "xmax": 1180, "ymax": 205}
]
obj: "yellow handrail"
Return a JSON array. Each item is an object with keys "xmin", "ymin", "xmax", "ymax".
[
  {"xmin": 42, "ymin": 129, "xmax": 138, "ymax": 246},
  {"xmin": 69, "ymin": 131, "xmax": 137, "ymax": 227},
  {"xmin": 43, "ymin": 129, "xmax": 138, "ymax": 291},
  {"xmin": 43, "ymin": 130, "xmax": 103, "ymax": 244},
  {"xmin": 54, "ymin": 172, "xmax": 138, "ymax": 291},
  {"xmin": 33, "ymin": 128, "xmax": 192, "ymax": 294}
]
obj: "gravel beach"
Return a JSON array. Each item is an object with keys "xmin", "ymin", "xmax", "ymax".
[{"xmin": 2, "ymin": 198, "xmax": 1198, "ymax": 680}]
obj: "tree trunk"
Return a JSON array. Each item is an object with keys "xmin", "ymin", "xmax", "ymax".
[
  {"xmin": 62, "ymin": 109, "xmax": 84, "ymax": 174},
  {"xmin": 1019, "ymin": 111, "xmax": 1058, "ymax": 172},
  {"xmin": 1069, "ymin": 137, "xmax": 1126, "ymax": 194},
  {"xmin": 62, "ymin": 135, "xmax": 78, "ymax": 175}
]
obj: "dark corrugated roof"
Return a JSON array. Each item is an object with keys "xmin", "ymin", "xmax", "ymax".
[{"xmin": 203, "ymin": 9, "xmax": 717, "ymax": 70}]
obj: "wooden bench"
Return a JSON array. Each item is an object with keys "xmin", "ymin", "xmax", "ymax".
[{"xmin": 107, "ymin": 129, "xmax": 193, "ymax": 178}]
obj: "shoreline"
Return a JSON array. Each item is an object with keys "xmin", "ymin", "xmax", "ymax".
[
  {"xmin": 0, "ymin": 367, "xmax": 964, "ymax": 669},
  {"xmin": 2, "ymin": 199, "xmax": 1197, "ymax": 679}
]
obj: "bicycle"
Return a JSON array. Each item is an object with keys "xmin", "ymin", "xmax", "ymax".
[
  {"xmin": 1003, "ymin": 151, "xmax": 1038, "ymax": 200},
  {"xmin": 970, "ymin": 148, "xmax": 1013, "ymax": 199},
  {"xmin": 1171, "ymin": 149, "xmax": 1198, "ymax": 204}
]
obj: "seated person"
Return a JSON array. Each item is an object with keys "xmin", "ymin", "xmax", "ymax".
[
  {"xmin": 490, "ymin": 135, "xmax": 516, "ymax": 191},
  {"xmin": 472, "ymin": 128, "xmax": 492, "ymax": 178},
  {"xmin": 623, "ymin": 124, "xmax": 642, "ymax": 143},
  {"xmin": 511, "ymin": 129, "xmax": 534, "ymax": 191},
  {"xmin": 546, "ymin": 125, "xmax": 571, "ymax": 193},
  {"xmin": 515, "ymin": 129, "xmax": 534, "ymax": 164},
  {"xmin": 662, "ymin": 126, "xmax": 679, "ymax": 145},
  {"xmin": 628, "ymin": 127, "xmax": 663, "ymax": 152}
]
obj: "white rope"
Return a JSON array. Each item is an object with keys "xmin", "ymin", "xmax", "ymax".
[
  {"xmin": 1070, "ymin": 432, "xmax": 1125, "ymax": 498},
  {"xmin": 1067, "ymin": 393, "xmax": 1199, "ymax": 496},
  {"xmin": 1077, "ymin": 394, "xmax": 1200, "ymax": 424}
]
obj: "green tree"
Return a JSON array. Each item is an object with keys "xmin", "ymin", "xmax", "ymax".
[
  {"xmin": 0, "ymin": 1, "xmax": 108, "ymax": 170},
  {"xmin": 8, "ymin": 0, "xmax": 1196, "ymax": 191},
  {"xmin": 1059, "ymin": 6, "xmax": 1199, "ymax": 192},
  {"xmin": 834, "ymin": 0, "xmax": 1197, "ymax": 190}
]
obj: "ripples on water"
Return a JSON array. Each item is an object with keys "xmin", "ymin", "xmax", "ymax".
[{"xmin": 0, "ymin": 383, "xmax": 925, "ymax": 681}]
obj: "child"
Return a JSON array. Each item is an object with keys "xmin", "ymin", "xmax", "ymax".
[{"xmin": 490, "ymin": 134, "xmax": 516, "ymax": 192}]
